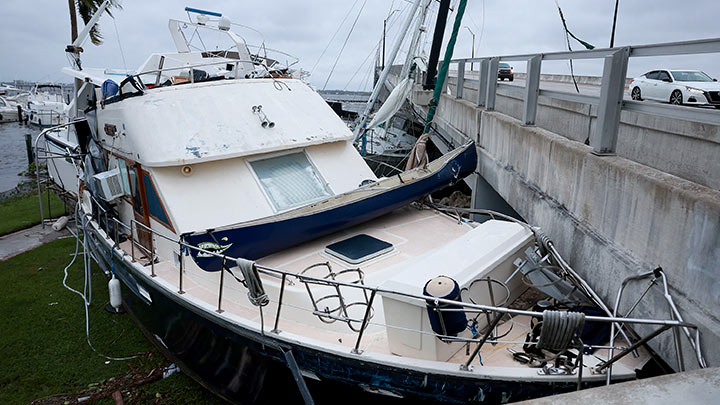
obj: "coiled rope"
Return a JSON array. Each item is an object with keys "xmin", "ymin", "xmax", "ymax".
[{"xmin": 537, "ymin": 310, "xmax": 585, "ymax": 352}]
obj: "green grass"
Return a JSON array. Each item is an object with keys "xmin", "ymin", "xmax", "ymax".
[
  {"xmin": 0, "ymin": 191, "xmax": 67, "ymax": 236},
  {"xmin": 0, "ymin": 237, "xmax": 219, "ymax": 404}
]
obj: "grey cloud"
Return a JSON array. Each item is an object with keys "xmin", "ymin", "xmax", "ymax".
[{"xmin": 1, "ymin": 0, "xmax": 718, "ymax": 89}]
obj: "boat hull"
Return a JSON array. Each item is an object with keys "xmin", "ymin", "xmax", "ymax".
[{"xmin": 86, "ymin": 223, "xmax": 613, "ymax": 404}]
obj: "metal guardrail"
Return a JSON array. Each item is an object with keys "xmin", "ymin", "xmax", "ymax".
[{"xmin": 438, "ymin": 37, "xmax": 720, "ymax": 156}]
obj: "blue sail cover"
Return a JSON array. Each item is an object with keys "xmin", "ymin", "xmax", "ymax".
[{"xmin": 184, "ymin": 142, "xmax": 477, "ymax": 271}]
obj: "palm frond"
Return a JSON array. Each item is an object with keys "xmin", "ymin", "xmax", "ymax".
[{"xmin": 76, "ymin": 0, "xmax": 122, "ymax": 46}]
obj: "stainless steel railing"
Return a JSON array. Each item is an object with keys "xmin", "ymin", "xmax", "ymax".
[
  {"xmin": 75, "ymin": 192, "xmax": 707, "ymax": 374},
  {"xmin": 32, "ymin": 126, "xmax": 708, "ymax": 375}
]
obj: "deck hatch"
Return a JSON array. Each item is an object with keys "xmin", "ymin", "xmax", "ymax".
[{"xmin": 324, "ymin": 234, "xmax": 394, "ymax": 264}]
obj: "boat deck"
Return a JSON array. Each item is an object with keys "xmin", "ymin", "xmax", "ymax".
[{"xmin": 117, "ymin": 205, "xmax": 647, "ymax": 381}]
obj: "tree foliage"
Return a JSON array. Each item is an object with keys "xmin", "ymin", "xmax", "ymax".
[{"xmin": 69, "ymin": 0, "xmax": 122, "ymax": 45}]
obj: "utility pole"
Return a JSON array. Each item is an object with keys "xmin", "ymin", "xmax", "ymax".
[
  {"xmin": 464, "ymin": 26, "xmax": 475, "ymax": 71},
  {"xmin": 382, "ymin": 9, "xmax": 400, "ymax": 70}
]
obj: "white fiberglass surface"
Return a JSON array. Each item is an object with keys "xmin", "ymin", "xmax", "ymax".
[{"xmin": 250, "ymin": 152, "xmax": 332, "ymax": 211}]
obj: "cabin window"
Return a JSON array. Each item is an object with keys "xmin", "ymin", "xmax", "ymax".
[
  {"xmin": 116, "ymin": 159, "xmax": 131, "ymax": 195},
  {"xmin": 127, "ymin": 166, "xmax": 144, "ymax": 215},
  {"xmin": 250, "ymin": 152, "xmax": 332, "ymax": 211},
  {"xmin": 142, "ymin": 172, "xmax": 172, "ymax": 229}
]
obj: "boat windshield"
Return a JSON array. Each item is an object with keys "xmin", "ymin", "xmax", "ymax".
[{"xmin": 670, "ymin": 71, "xmax": 713, "ymax": 82}]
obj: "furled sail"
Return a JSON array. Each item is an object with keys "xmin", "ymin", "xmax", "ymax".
[{"xmin": 366, "ymin": 77, "xmax": 413, "ymax": 129}]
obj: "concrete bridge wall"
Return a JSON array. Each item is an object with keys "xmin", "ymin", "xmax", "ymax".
[
  {"xmin": 447, "ymin": 80, "xmax": 720, "ymax": 191},
  {"xmin": 412, "ymin": 84, "xmax": 720, "ymax": 370}
]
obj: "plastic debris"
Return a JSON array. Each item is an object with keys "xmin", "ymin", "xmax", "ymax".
[{"xmin": 162, "ymin": 363, "xmax": 180, "ymax": 379}]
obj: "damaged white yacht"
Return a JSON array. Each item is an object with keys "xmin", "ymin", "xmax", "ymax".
[{"xmin": 36, "ymin": 3, "xmax": 706, "ymax": 403}]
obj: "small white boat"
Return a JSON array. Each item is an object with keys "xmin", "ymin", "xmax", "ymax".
[
  {"xmin": 0, "ymin": 96, "xmax": 21, "ymax": 123},
  {"xmin": 35, "ymin": 3, "xmax": 707, "ymax": 403},
  {"xmin": 26, "ymin": 83, "xmax": 68, "ymax": 127}
]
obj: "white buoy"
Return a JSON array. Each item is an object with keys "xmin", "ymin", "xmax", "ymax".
[
  {"xmin": 109, "ymin": 274, "xmax": 122, "ymax": 311},
  {"xmin": 52, "ymin": 216, "xmax": 69, "ymax": 231}
]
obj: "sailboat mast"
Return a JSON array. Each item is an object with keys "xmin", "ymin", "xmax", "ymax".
[
  {"xmin": 353, "ymin": 0, "xmax": 424, "ymax": 142},
  {"xmin": 400, "ymin": 0, "xmax": 432, "ymax": 79},
  {"xmin": 424, "ymin": 0, "xmax": 451, "ymax": 90}
]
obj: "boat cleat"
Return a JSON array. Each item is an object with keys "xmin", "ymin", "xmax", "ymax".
[{"xmin": 537, "ymin": 364, "xmax": 577, "ymax": 376}]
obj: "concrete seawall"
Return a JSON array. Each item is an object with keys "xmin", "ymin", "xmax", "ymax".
[{"xmin": 413, "ymin": 84, "xmax": 720, "ymax": 370}]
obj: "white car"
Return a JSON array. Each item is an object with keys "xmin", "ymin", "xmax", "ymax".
[{"xmin": 629, "ymin": 69, "xmax": 720, "ymax": 108}]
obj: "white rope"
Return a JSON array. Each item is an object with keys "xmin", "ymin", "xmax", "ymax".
[
  {"xmin": 61, "ymin": 202, "xmax": 140, "ymax": 361},
  {"xmin": 111, "ymin": 15, "xmax": 128, "ymax": 73}
]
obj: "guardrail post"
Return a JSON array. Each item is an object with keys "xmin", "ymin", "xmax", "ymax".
[
  {"xmin": 150, "ymin": 232, "xmax": 156, "ymax": 277},
  {"xmin": 178, "ymin": 245, "xmax": 185, "ymax": 294},
  {"xmin": 216, "ymin": 257, "xmax": 226, "ymax": 313},
  {"xmin": 477, "ymin": 58, "xmax": 489, "ymax": 107},
  {"xmin": 271, "ymin": 273, "xmax": 287, "ymax": 334},
  {"xmin": 456, "ymin": 60, "xmax": 465, "ymax": 100},
  {"xmin": 593, "ymin": 47, "xmax": 629, "ymax": 155},
  {"xmin": 485, "ymin": 57, "xmax": 500, "ymax": 111},
  {"xmin": 441, "ymin": 61, "xmax": 450, "ymax": 94},
  {"xmin": 522, "ymin": 55, "xmax": 542, "ymax": 125},
  {"xmin": 352, "ymin": 289, "xmax": 377, "ymax": 355},
  {"xmin": 130, "ymin": 220, "xmax": 136, "ymax": 262}
]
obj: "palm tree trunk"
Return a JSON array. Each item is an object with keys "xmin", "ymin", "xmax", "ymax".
[
  {"xmin": 68, "ymin": 0, "xmax": 81, "ymax": 118},
  {"xmin": 68, "ymin": 0, "xmax": 78, "ymax": 41}
]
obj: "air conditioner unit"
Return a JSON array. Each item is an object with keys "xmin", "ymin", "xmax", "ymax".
[{"xmin": 94, "ymin": 168, "xmax": 126, "ymax": 201}]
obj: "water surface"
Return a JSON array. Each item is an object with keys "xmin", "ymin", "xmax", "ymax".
[{"xmin": 0, "ymin": 123, "xmax": 38, "ymax": 193}]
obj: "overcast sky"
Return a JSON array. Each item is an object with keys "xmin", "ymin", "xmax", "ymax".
[{"xmin": 2, "ymin": 0, "xmax": 719, "ymax": 90}]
